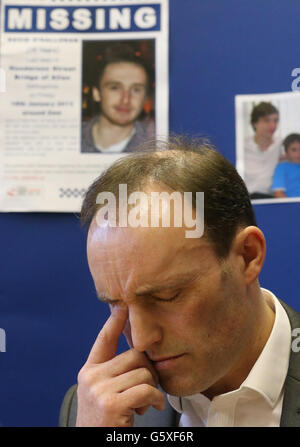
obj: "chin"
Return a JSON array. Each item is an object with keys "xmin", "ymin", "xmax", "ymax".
[
  {"xmin": 113, "ymin": 118, "xmax": 136, "ymax": 127},
  {"xmin": 158, "ymin": 375, "xmax": 203, "ymax": 397}
]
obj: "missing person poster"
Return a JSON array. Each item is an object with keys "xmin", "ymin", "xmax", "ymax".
[
  {"xmin": 0, "ymin": 0, "xmax": 169, "ymax": 211},
  {"xmin": 235, "ymin": 91, "xmax": 300, "ymax": 204}
]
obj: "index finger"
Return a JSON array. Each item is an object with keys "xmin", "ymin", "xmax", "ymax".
[{"xmin": 86, "ymin": 306, "xmax": 128, "ymax": 365}]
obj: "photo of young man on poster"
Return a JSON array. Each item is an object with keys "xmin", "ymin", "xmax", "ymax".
[{"xmin": 81, "ymin": 40, "xmax": 155, "ymax": 154}]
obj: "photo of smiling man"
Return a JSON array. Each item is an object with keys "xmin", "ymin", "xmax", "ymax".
[
  {"xmin": 81, "ymin": 40, "xmax": 155, "ymax": 154},
  {"xmin": 235, "ymin": 91, "xmax": 300, "ymax": 203},
  {"xmin": 243, "ymin": 101, "xmax": 282, "ymax": 199}
]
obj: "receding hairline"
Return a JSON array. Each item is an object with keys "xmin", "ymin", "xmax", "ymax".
[{"xmin": 80, "ymin": 137, "xmax": 257, "ymax": 259}]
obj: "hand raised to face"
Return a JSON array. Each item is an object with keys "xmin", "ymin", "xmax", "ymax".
[{"xmin": 76, "ymin": 306, "xmax": 165, "ymax": 427}]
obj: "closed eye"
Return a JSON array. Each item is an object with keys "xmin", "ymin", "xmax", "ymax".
[{"xmin": 151, "ymin": 292, "xmax": 181, "ymax": 302}]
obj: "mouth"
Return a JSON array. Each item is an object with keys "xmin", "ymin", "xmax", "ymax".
[
  {"xmin": 150, "ymin": 354, "xmax": 185, "ymax": 370},
  {"xmin": 115, "ymin": 107, "xmax": 131, "ymax": 113}
]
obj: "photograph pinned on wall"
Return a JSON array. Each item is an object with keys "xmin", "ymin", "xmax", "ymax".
[
  {"xmin": 235, "ymin": 91, "xmax": 300, "ymax": 204},
  {"xmin": 81, "ymin": 39, "xmax": 155, "ymax": 155}
]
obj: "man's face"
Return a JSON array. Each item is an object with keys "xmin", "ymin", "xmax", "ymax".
[
  {"xmin": 286, "ymin": 141, "xmax": 300, "ymax": 163},
  {"xmin": 87, "ymin": 218, "xmax": 255, "ymax": 398},
  {"xmin": 253, "ymin": 113, "xmax": 279, "ymax": 138},
  {"xmin": 94, "ymin": 62, "xmax": 148, "ymax": 127}
]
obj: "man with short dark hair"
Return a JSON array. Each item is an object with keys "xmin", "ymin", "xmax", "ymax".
[
  {"xmin": 244, "ymin": 101, "xmax": 282, "ymax": 199},
  {"xmin": 60, "ymin": 138, "xmax": 300, "ymax": 427},
  {"xmin": 81, "ymin": 43, "xmax": 154, "ymax": 154}
]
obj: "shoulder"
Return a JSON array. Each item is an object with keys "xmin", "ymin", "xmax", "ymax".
[
  {"xmin": 81, "ymin": 116, "xmax": 100, "ymax": 153},
  {"xmin": 278, "ymin": 300, "xmax": 300, "ymax": 380},
  {"xmin": 270, "ymin": 136, "xmax": 283, "ymax": 154},
  {"xmin": 275, "ymin": 160, "xmax": 289, "ymax": 167},
  {"xmin": 135, "ymin": 118, "xmax": 155, "ymax": 138},
  {"xmin": 244, "ymin": 136, "xmax": 256, "ymax": 148},
  {"xmin": 273, "ymin": 135, "xmax": 283, "ymax": 146},
  {"xmin": 279, "ymin": 299, "xmax": 300, "ymax": 329},
  {"xmin": 82, "ymin": 115, "xmax": 99, "ymax": 134},
  {"xmin": 59, "ymin": 384, "xmax": 77, "ymax": 427},
  {"xmin": 125, "ymin": 119, "xmax": 155, "ymax": 152},
  {"xmin": 275, "ymin": 161, "xmax": 292, "ymax": 172}
]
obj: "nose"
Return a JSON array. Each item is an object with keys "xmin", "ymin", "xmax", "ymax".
[
  {"xmin": 121, "ymin": 89, "xmax": 131, "ymax": 105},
  {"xmin": 128, "ymin": 305, "xmax": 162, "ymax": 352}
]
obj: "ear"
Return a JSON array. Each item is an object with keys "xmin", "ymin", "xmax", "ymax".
[
  {"xmin": 92, "ymin": 86, "xmax": 101, "ymax": 102},
  {"xmin": 233, "ymin": 226, "xmax": 266, "ymax": 284}
]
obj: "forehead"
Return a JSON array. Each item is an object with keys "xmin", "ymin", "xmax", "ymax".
[
  {"xmin": 100, "ymin": 62, "xmax": 147, "ymax": 85},
  {"xmin": 87, "ymin": 221, "xmax": 213, "ymax": 297},
  {"xmin": 287, "ymin": 141, "xmax": 300, "ymax": 150},
  {"xmin": 88, "ymin": 220, "xmax": 197, "ymax": 266},
  {"xmin": 258, "ymin": 113, "xmax": 279, "ymax": 121}
]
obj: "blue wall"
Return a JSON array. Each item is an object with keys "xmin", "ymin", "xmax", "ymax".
[{"xmin": 0, "ymin": 0, "xmax": 299, "ymax": 426}]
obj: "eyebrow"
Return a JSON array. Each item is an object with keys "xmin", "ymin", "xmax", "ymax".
[
  {"xmin": 135, "ymin": 273, "xmax": 197, "ymax": 296},
  {"xmin": 103, "ymin": 81, "xmax": 146, "ymax": 88},
  {"xmin": 97, "ymin": 293, "xmax": 117, "ymax": 304},
  {"xmin": 96, "ymin": 271, "xmax": 199, "ymax": 303}
]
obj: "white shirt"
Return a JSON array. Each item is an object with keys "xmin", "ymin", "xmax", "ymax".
[
  {"xmin": 95, "ymin": 129, "xmax": 135, "ymax": 153},
  {"xmin": 168, "ymin": 289, "xmax": 291, "ymax": 427},
  {"xmin": 244, "ymin": 136, "xmax": 282, "ymax": 194}
]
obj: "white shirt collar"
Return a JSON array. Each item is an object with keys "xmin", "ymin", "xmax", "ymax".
[
  {"xmin": 241, "ymin": 288, "xmax": 291, "ymax": 407},
  {"xmin": 168, "ymin": 288, "xmax": 291, "ymax": 415}
]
